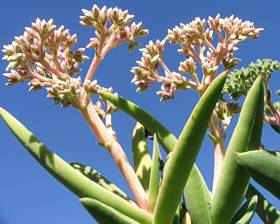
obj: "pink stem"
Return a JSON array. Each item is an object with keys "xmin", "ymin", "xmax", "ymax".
[
  {"xmin": 41, "ymin": 60, "xmax": 69, "ymax": 79},
  {"xmin": 84, "ymin": 33, "xmax": 117, "ymax": 82},
  {"xmin": 209, "ymin": 111, "xmax": 225, "ymax": 192},
  {"xmin": 79, "ymin": 100, "xmax": 147, "ymax": 208}
]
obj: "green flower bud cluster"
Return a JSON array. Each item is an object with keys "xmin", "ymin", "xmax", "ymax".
[{"xmin": 223, "ymin": 59, "xmax": 280, "ymax": 100}]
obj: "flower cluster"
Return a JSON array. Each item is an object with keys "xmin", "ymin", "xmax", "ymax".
[
  {"xmin": 215, "ymin": 100, "xmax": 241, "ymax": 132},
  {"xmin": 223, "ymin": 59, "xmax": 280, "ymax": 131},
  {"xmin": 131, "ymin": 40, "xmax": 194, "ymax": 100},
  {"xmin": 131, "ymin": 40, "xmax": 165, "ymax": 92},
  {"xmin": 223, "ymin": 59, "xmax": 280, "ymax": 100},
  {"xmin": 2, "ymin": 5, "xmax": 148, "ymax": 109},
  {"xmin": 84, "ymin": 79, "xmax": 113, "ymax": 94},
  {"xmin": 168, "ymin": 15, "xmax": 262, "ymax": 71},
  {"xmin": 80, "ymin": 5, "xmax": 148, "ymax": 53},
  {"xmin": 132, "ymin": 15, "xmax": 262, "ymax": 100},
  {"xmin": 47, "ymin": 77, "xmax": 82, "ymax": 108},
  {"xmin": 2, "ymin": 19, "xmax": 87, "ymax": 91}
]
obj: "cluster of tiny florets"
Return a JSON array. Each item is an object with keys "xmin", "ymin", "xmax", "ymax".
[
  {"xmin": 131, "ymin": 14, "xmax": 263, "ymax": 100},
  {"xmin": 215, "ymin": 100, "xmax": 241, "ymax": 132},
  {"xmin": 2, "ymin": 18, "xmax": 87, "ymax": 91},
  {"xmin": 224, "ymin": 59, "xmax": 280, "ymax": 100},
  {"xmin": 131, "ymin": 39, "xmax": 194, "ymax": 101},
  {"xmin": 47, "ymin": 77, "xmax": 82, "ymax": 107},
  {"xmin": 80, "ymin": 5, "xmax": 148, "ymax": 52},
  {"xmin": 131, "ymin": 40, "xmax": 165, "ymax": 92},
  {"xmin": 2, "ymin": 5, "xmax": 149, "ymax": 108},
  {"xmin": 84, "ymin": 79, "xmax": 113, "ymax": 94}
]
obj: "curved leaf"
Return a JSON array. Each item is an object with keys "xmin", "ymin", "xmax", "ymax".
[
  {"xmin": 173, "ymin": 205, "xmax": 181, "ymax": 224},
  {"xmin": 246, "ymin": 184, "xmax": 280, "ymax": 224},
  {"xmin": 211, "ymin": 76, "xmax": 264, "ymax": 224},
  {"xmin": 100, "ymin": 82, "xmax": 212, "ymax": 222},
  {"xmin": 99, "ymin": 91, "xmax": 177, "ymax": 153},
  {"xmin": 183, "ymin": 167, "xmax": 211, "ymax": 224},
  {"xmin": 70, "ymin": 162, "xmax": 131, "ymax": 202},
  {"xmin": 231, "ymin": 195, "xmax": 258, "ymax": 224},
  {"xmin": 236, "ymin": 150, "xmax": 280, "ymax": 199},
  {"xmin": 80, "ymin": 198, "xmax": 139, "ymax": 224},
  {"xmin": 132, "ymin": 122, "xmax": 152, "ymax": 192},
  {"xmin": 0, "ymin": 108, "xmax": 152, "ymax": 224},
  {"xmin": 153, "ymin": 72, "xmax": 227, "ymax": 224}
]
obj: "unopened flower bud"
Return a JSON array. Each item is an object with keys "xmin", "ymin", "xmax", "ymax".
[{"xmin": 179, "ymin": 57, "xmax": 196, "ymax": 75}]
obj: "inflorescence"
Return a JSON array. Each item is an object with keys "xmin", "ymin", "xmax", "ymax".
[
  {"xmin": 2, "ymin": 5, "xmax": 148, "ymax": 109},
  {"xmin": 131, "ymin": 15, "xmax": 263, "ymax": 101}
]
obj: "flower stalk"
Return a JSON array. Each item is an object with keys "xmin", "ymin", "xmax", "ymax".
[
  {"xmin": 79, "ymin": 100, "xmax": 147, "ymax": 208},
  {"xmin": 3, "ymin": 5, "xmax": 277, "ymax": 224}
]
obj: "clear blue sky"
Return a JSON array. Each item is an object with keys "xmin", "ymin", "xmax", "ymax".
[{"xmin": 1, "ymin": 1, "xmax": 280, "ymax": 223}]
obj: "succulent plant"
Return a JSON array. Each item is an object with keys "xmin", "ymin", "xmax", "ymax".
[{"xmin": 1, "ymin": 4, "xmax": 280, "ymax": 224}]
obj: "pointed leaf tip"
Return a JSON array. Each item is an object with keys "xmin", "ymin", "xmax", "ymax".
[
  {"xmin": 154, "ymin": 72, "xmax": 227, "ymax": 224},
  {"xmin": 211, "ymin": 75, "xmax": 264, "ymax": 224},
  {"xmin": 235, "ymin": 150, "xmax": 280, "ymax": 200},
  {"xmin": 80, "ymin": 197, "xmax": 140, "ymax": 224}
]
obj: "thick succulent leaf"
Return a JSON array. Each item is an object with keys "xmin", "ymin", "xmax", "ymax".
[
  {"xmin": 132, "ymin": 122, "xmax": 152, "ymax": 192},
  {"xmin": 100, "ymin": 85, "xmax": 211, "ymax": 222},
  {"xmin": 246, "ymin": 184, "xmax": 280, "ymax": 224},
  {"xmin": 99, "ymin": 91, "xmax": 177, "ymax": 153},
  {"xmin": 0, "ymin": 108, "xmax": 152, "ymax": 224},
  {"xmin": 235, "ymin": 150, "xmax": 280, "ymax": 200},
  {"xmin": 231, "ymin": 195, "xmax": 258, "ymax": 224},
  {"xmin": 211, "ymin": 76, "xmax": 264, "ymax": 224},
  {"xmin": 80, "ymin": 198, "xmax": 139, "ymax": 224},
  {"xmin": 173, "ymin": 205, "xmax": 181, "ymax": 224},
  {"xmin": 147, "ymin": 134, "xmax": 160, "ymax": 212},
  {"xmin": 153, "ymin": 72, "xmax": 227, "ymax": 224},
  {"xmin": 183, "ymin": 167, "xmax": 211, "ymax": 224},
  {"xmin": 70, "ymin": 162, "xmax": 131, "ymax": 202}
]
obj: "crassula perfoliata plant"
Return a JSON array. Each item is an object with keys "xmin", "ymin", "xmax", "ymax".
[{"xmin": 1, "ymin": 4, "xmax": 280, "ymax": 224}]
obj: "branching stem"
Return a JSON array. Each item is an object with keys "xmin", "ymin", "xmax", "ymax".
[
  {"xmin": 84, "ymin": 32, "xmax": 117, "ymax": 82},
  {"xmin": 79, "ymin": 99, "xmax": 147, "ymax": 208},
  {"xmin": 210, "ymin": 112, "xmax": 225, "ymax": 192}
]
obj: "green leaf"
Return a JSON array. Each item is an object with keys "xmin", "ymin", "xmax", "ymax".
[
  {"xmin": 153, "ymin": 72, "xmax": 227, "ymax": 224},
  {"xmin": 231, "ymin": 195, "xmax": 258, "ymax": 224},
  {"xmin": 132, "ymin": 122, "xmax": 152, "ymax": 192},
  {"xmin": 70, "ymin": 162, "xmax": 131, "ymax": 202},
  {"xmin": 246, "ymin": 184, "xmax": 280, "ymax": 224},
  {"xmin": 147, "ymin": 134, "xmax": 160, "ymax": 212},
  {"xmin": 99, "ymin": 75, "xmax": 223, "ymax": 223},
  {"xmin": 0, "ymin": 108, "xmax": 152, "ymax": 224},
  {"xmin": 235, "ymin": 150, "xmax": 280, "ymax": 200},
  {"xmin": 183, "ymin": 167, "xmax": 211, "ymax": 224},
  {"xmin": 80, "ymin": 198, "xmax": 139, "ymax": 224},
  {"xmin": 99, "ymin": 91, "xmax": 177, "ymax": 153},
  {"xmin": 173, "ymin": 205, "xmax": 181, "ymax": 224},
  {"xmin": 211, "ymin": 76, "xmax": 264, "ymax": 224}
]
